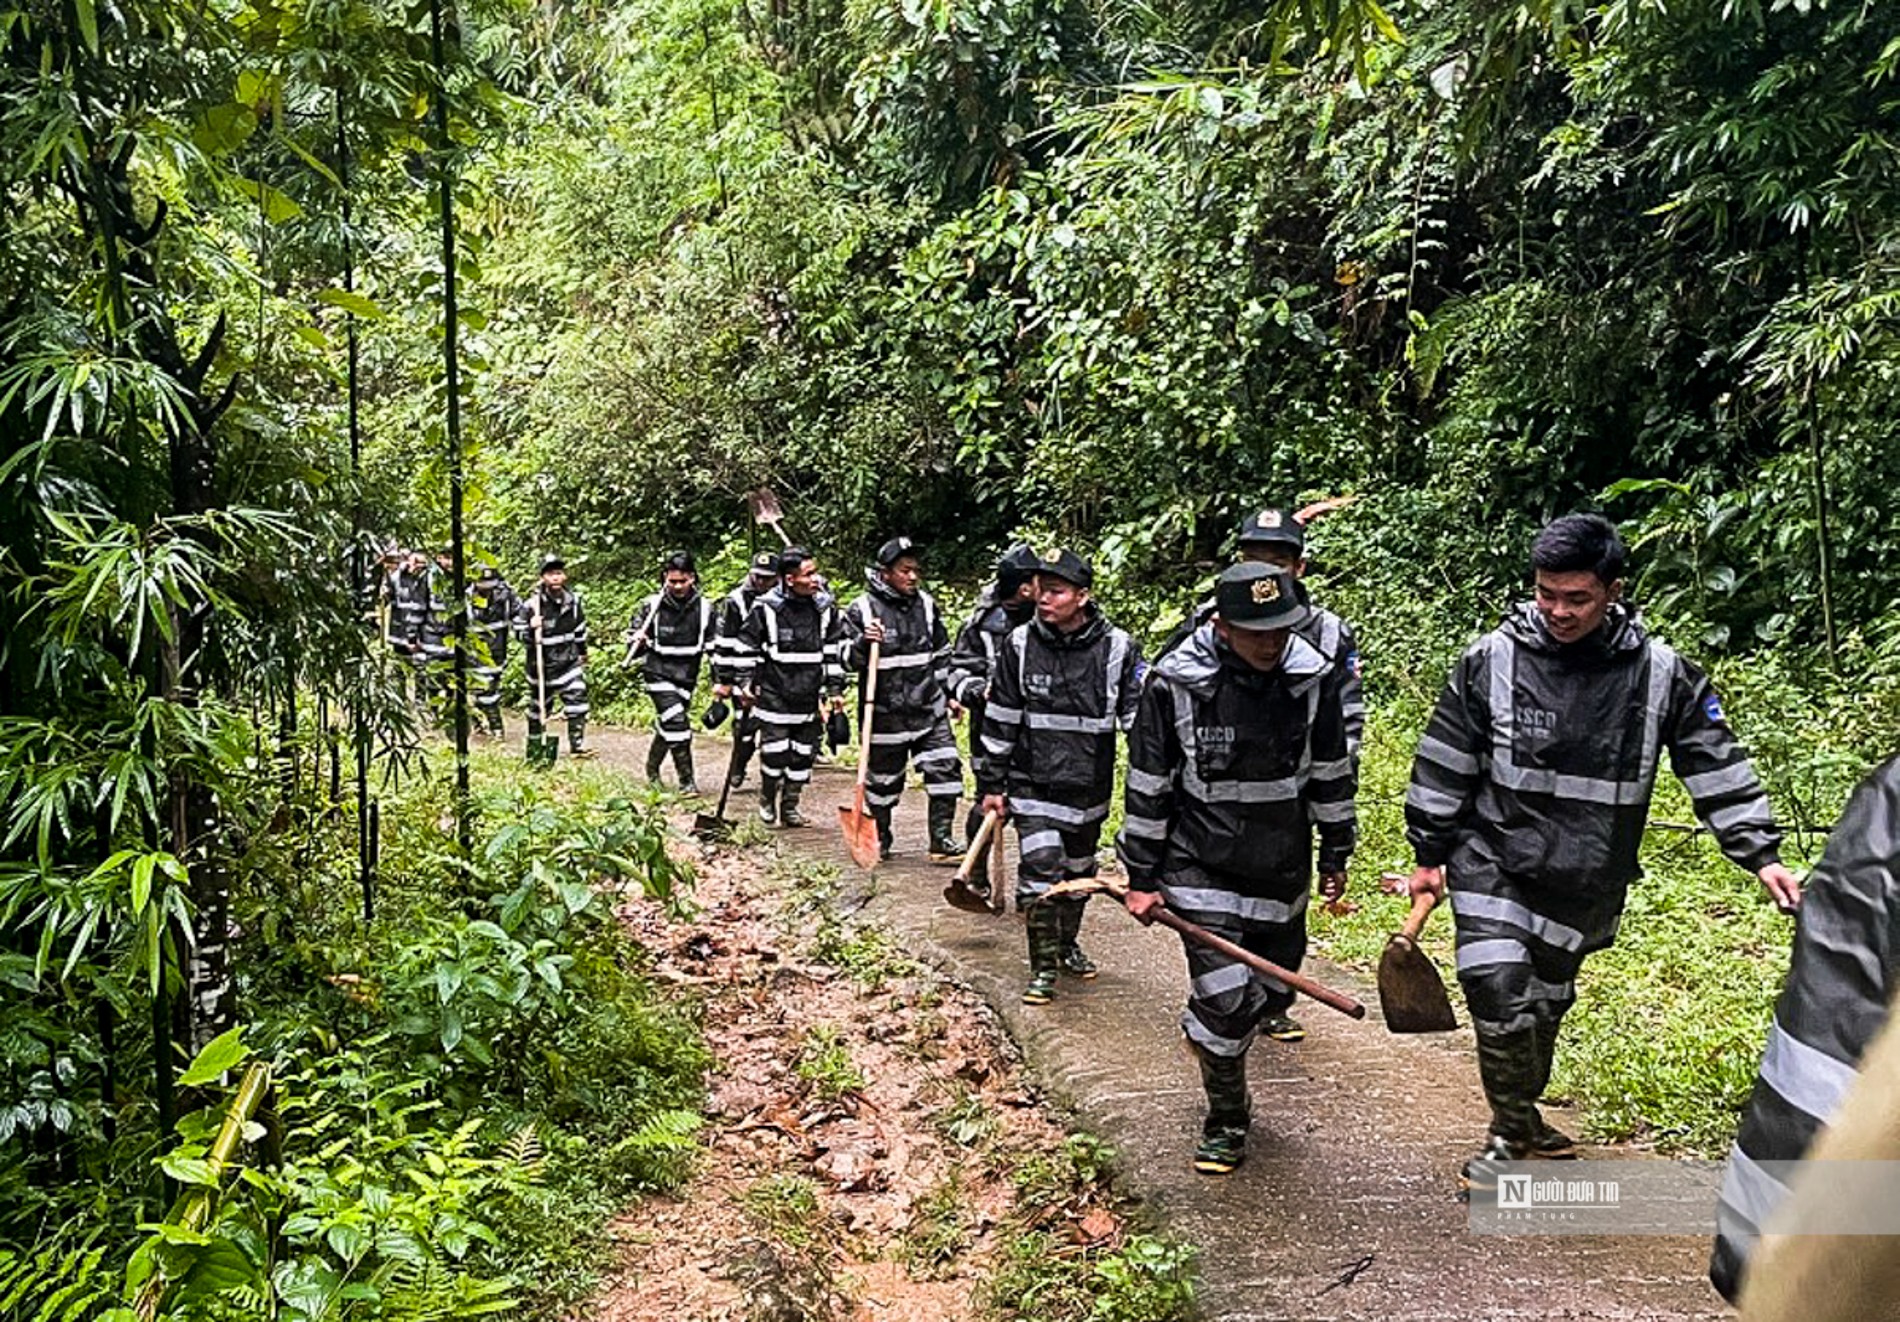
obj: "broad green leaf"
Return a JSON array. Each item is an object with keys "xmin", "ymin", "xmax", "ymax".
[
  {"xmin": 316, "ymin": 288, "xmax": 386, "ymax": 319},
  {"xmin": 178, "ymin": 1025, "xmax": 249, "ymax": 1087}
]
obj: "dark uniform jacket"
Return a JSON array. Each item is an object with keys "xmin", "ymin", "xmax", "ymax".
[
  {"xmin": 1158, "ymin": 595, "xmax": 1364, "ymax": 760},
  {"xmin": 390, "ymin": 567, "xmax": 429, "ymax": 648},
  {"xmin": 948, "ymin": 586, "xmax": 1036, "ymax": 725},
  {"xmin": 712, "ymin": 578, "xmax": 773, "ymax": 688},
  {"xmin": 1405, "ymin": 604, "xmax": 1780, "ymax": 891},
  {"xmin": 975, "ymin": 608, "xmax": 1140, "ymax": 808},
  {"xmin": 512, "ymin": 587, "xmax": 588, "ymax": 677},
  {"xmin": 736, "ymin": 587, "xmax": 847, "ymax": 714},
  {"xmin": 844, "ymin": 573, "xmax": 952, "ymax": 729},
  {"xmin": 1119, "ymin": 625, "xmax": 1356, "ymax": 889},
  {"xmin": 628, "ymin": 589, "xmax": 716, "ymax": 690},
  {"xmin": 421, "ymin": 566, "xmax": 457, "ymax": 651},
  {"xmin": 1710, "ymin": 755, "xmax": 1900, "ymax": 1302},
  {"xmin": 469, "ymin": 573, "xmax": 517, "ymax": 663}
]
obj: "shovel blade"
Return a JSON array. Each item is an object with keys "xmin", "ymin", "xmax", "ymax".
[
  {"xmin": 1377, "ymin": 936, "xmax": 1458, "ymax": 1034},
  {"xmin": 692, "ymin": 813, "xmax": 734, "ymax": 843},
  {"xmin": 941, "ymin": 877, "xmax": 994, "ymax": 914},
  {"xmin": 526, "ymin": 737, "xmax": 559, "ymax": 769},
  {"xmin": 838, "ymin": 800, "xmax": 881, "ymax": 871}
]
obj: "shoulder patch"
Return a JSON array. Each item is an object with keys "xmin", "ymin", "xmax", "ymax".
[
  {"xmin": 1704, "ymin": 693, "xmax": 1725, "ymax": 724},
  {"xmin": 1347, "ymin": 649, "xmax": 1362, "ymax": 678}
]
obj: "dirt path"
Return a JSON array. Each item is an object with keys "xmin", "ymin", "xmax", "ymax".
[{"xmin": 593, "ymin": 729, "xmax": 1731, "ymax": 1321}]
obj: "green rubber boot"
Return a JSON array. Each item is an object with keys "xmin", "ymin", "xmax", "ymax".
[
  {"xmin": 1023, "ymin": 905, "xmax": 1062, "ymax": 1004},
  {"xmin": 1193, "ymin": 1045, "xmax": 1251, "ymax": 1175}
]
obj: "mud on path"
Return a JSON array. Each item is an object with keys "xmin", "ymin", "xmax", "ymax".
[
  {"xmin": 587, "ymin": 728, "xmax": 1732, "ymax": 1321},
  {"xmin": 584, "ymin": 762, "xmax": 1187, "ymax": 1322}
]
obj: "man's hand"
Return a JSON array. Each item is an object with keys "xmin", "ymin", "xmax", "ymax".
[
  {"xmin": 713, "ymin": 684, "xmax": 732, "ymax": 699},
  {"xmin": 829, "ymin": 695, "xmax": 847, "ymax": 714},
  {"xmin": 1125, "ymin": 890, "xmax": 1165, "ymax": 926},
  {"xmin": 981, "ymin": 794, "xmax": 1008, "ymax": 821},
  {"xmin": 1319, "ymin": 869, "xmax": 1348, "ymax": 903},
  {"xmin": 862, "ymin": 618, "xmax": 886, "ymax": 644},
  {"xmin": 949, "ymin": 699, "xmax": 965, "ymax": 720},
  {"xmin": 1409, "ymin": 865, "xmax": 1446, "ymax": 902},
  {"xmin": 1758, "ymin": 862, "xmax": 1803, "ymax": 914}
]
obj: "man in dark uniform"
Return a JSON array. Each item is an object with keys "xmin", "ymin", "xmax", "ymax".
[
  {"xmin": 513, "ymin": 555, "xmax": 594, "ymax": 759},
  {"xmin": 415, "ymin": 547, "xmax": 458, "ymax": 720},
  {"xmin": 976, "ymin": 550, "xmax": 1142, "ymax": 1004},
  {"xmin": 468, "ymin": 560, "xmax": 517, "ymax": 738},
  {"xmin": 711, "ymin": 552, "xmax": 781, "ymax": 789},
  {"xmin": 389, "ymin": 548, "xmax": 430, "ymax": 685},
  {"xmin": 1119, "ymin": 563, "xmax": 1356, "ymax": 1175},
  {"xmin": 844, "ymin": 537, "xmax": 962, "ymax": 860},
  {"xmin": 949, "ymin": 543, "xmax": 1040, "ymax": 879},
  {"xmin": 735, "ymin": 547, "xmax": 847, "ymax": 827},
  {"xmin": 1403, "ymin": 514, "xmax": 1800, "ymax": 1190},
  {"xmin": 626, "ymin": 551, "xmax": 717, "ymax": 793}
]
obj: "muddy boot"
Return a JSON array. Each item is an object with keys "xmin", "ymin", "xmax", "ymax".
[
  {"xmin": 671, "ymin": 742, "xmax": 699, "ymax": 796},
  {"xmin": 757, "ymin": 776, "xmax": 781, "ymax": 826},
  {"xmin": 1055, "ymin": 897, "xmax": 1097, "ymax": 979},
  {"xmin": 645, "ymin": 735, "xmax": 667, "ymax": 784},
  {"xmin": 1463, "ymin": 1023, "xmax": 1541, "ymax": 1192},
  {"xmin": 779, "ymin": 781, "xmax": 808, "ymax": 828},
  {"xmin": 1022, "ymin": 905, "xmax": 1062, "ymax": 1005},
  {"xmin": 926, "ymin": 797, "xmax": 960, "ymax": 862},
  {"xmin": 1193, "ymin": 1045, "xmax": 1251, "ymax": 1175},
  {"xmin": 871, "ymin": 806, "xmax": 894, "ymax": 860}
]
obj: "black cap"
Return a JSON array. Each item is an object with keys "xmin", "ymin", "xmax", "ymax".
[
  {"xmin": 663, "ymin": 550, "xmax": 696, "ymax": 574},
  {"xmin": 996, "ymin": 542, "xmax": 1039, "ymax": 594},
  {"xmin": 1037, "ymin": 549, "xmax": 1093, "ymax": 590},
  {"xmin": 751, "ymin": 551, "xmax": 779, "ymax": 574},
  {"xmin": 779, "ymin": 546, "xmax": 813, "ymax": 577},
  {"xmin": 875, "ymin": 536, "xmax": 921, "ymax": 568},
  {"xmin": 1215, "ymin": 564, "xmax": 1308, "ymax": 631},
  {"xmin": 540, "ymin": 555, "xmax": 566, "ymax": 574},
  {"xmin": 1236, "ymin": 507, "xmax": 1305, "ymax": 551}
]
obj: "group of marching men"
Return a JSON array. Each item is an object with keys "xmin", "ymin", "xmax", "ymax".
[{"xmin": 376, "ymin": 516, "xmax": 1900, "ymax": 1309}]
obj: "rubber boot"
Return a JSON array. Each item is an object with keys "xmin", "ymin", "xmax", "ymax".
[
  {"xmin": 1464, "ymin": 1023, "xmax": 1541, "ymax": 1192},
  {"xmin": 1524, "ymin": 1015, "xmax": 1577, "ymax": 1158},
  {"xmin": 758, "ymin": 776, "xmax": 781, "ymax": 826},
  {"xmin": 569, "ymin": 716, "xmax": 595, "ymax": 759},
  {"xmin": 871, "ymin": 806, "xmax": 894, "ymax": 860},
  {"xmin": 779, "ymin": 781, "xmax": 807, "ymax": 828},
  {"xmin": 1055, "ymin": 897, "xmax": 1097, "ymax": 978},
  {"xmin": 485, "ymin": 707, "xmax": 504, "ymax": 738},
  {"xmin": 926, "ymin": 797, "xmax": 960, "ymax": 861},
  {"xmin": 671, "ymin": 741, "xmax": 699, "ymax": 795},
  {"xmin": 645, "ymin": 735, "xmax": 667, "ymax": 784},
  {"xmin": 1193, "ymin": 1044, "xmax": 1251, "ymax": 1174},
  {"xmin": 1022, "ymin": 905, "xmax": 1062, "ymax": 1004}
]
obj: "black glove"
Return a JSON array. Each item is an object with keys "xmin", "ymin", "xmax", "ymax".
[
  {"xmin": 702, "ymin": 698, "xmax": 731, "ymax": 730},
  {"xmin": 826, "ymin": 707, "xmax": 851, "ymax": 752}
]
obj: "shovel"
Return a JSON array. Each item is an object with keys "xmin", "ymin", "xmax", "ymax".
[
  {"xmin": 1042, "ymin": 876, "xmax": 1366, "ymax": 1020},
  {"xmin": 838, "ymin": 640, "xmax": 881, "ymax": 869},
  {"xmin": 748, "ymin": 487, "xmax": 793, "ymax": 547},
  {"xmin": 1376, "ymin": 883, "xmax": 1458, "ymax": 1034},
  {"xmin": 526, "ymin": 603, "xmax": 559, "ymax": 769},
  {"xmin": 693, "ymin": 740, "xmax": 743, "ymax": 843},
  {"xmin": 942, "ymin": 808, "xmax": 1002, "ymax": 914}
]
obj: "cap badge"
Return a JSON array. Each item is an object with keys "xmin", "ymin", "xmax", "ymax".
[
  {"xmin": 1251, "ymin": 578, "xmax": 1282, "ymax": 604},
  {"xmin": 1257, "ymin": 509, "xmax": 1283, "ymax": 528}
]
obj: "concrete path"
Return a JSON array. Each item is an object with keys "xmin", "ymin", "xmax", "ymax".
[{"xmin": 594, "ymin": 729, "xmax": 1730, "ymax": 1321}]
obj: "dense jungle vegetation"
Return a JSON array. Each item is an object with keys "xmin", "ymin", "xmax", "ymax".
[{"xmin": 3, "ymin": 0, "xmax": 1899, "ymax": 1313}]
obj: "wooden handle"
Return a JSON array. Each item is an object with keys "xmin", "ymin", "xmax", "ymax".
[
  {"xmin": 1399, "ymin": 891, "xmax": 1438, "ymax": 943},
  {"xmin": 1150, "ymin": 908, "xmax": 1366, "ymax": 1020},
  {"xmin": 956, "ymin": 810, "xmax": 1001, "ymax": 884},
  {"xmin": 854, "ymin": 640, "xmax": 880, "ymax": 790}
]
